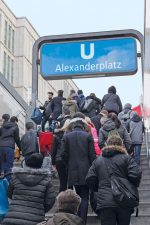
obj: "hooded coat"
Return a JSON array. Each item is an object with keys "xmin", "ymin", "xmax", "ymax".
[
  {"xmin": 62, "ymin": 99, "xmax": 79, "ymax": 118},
  {"xmin": 2, "ymin": 167, "xmax": 55, "ymax": 225},
  {"xmin": 51, "ymin": 96, "xmax": 66, "ymax": 120},
  {"xmin": 21, "ymin": 129, "xmax": 39, "ymax": 157},
  {"xmin": 60, "ymin": 119, "xmax": 96, "ymax": 187},
  {"xmin": 101, "ymin": 93, "xmax": 122, "ymax": 114},
  {"xmin": 98, "ymin": 118, "xmax": 131, "ymax": 151},
  {"xmin": 37, "ymin": 212, "xmax": 84, "ymax": 225},
  {"xmin": 118, "ymin": 104, "xmax": 132, "ymax": 132},
  {"xmin": 85, "ymin": 144, "xmax": 142, "ymax": 213},
  {"xmin": 0, "ymin": 121, "xmax": 21, "ymax": 149},
  {"xmin": 129, "ymin": 113, "xmax": 144, "ymax": 145}
]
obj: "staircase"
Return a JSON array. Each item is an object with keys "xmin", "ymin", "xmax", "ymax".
[
  {"xmin": 130, "ymin": 143, "xmax": 150, "ymax": 225},
  {"xmin": 14, "ymin": 139, "xmax": 150, "ymax": 225}
]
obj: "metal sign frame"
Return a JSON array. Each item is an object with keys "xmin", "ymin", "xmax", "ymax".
[
  {"xmin": 32, "ymin": 29, "xmax": 144, "ymax": 110},
  {"xmin": 40, "ymin": 37, "xmax": 138, "ymax": 79}
]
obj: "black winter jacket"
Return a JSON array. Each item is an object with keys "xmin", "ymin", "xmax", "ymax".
[
  {"xmin": 91, "ymin": 114, "xmax": 103, "ymax": 135},
  {"xmin": 21, "ymin": 129, "xmax": 39, "ymax": 157},
  {"xmin": 86, "ymin": 145, "xmax": 142, "ymax": 212},
  {"xmin": 51, "ymin": 131, "xmax": 64, "ymax": 165},
  {"xmin": 101, "ymin": 93, "xmax": 122, "ymax": 114},
  {"xmin": 0, "ymin": 122, "xmax": 21, "ymax": 149},
  {"xmin": 99, "ymin": 118, "xmax": 131, "ymax": 151},
  {"xmin": 51, "ymin": 96, "xmax": 66, "ymax": 120},
  {"xmin": 82, "ymin": 96, "xmax": 101, "ymax": 118},
  {"xmin": 2, "ymin": 167, "xmax": 55, "ymax": 225},
  {"xmin": 60, "ymin": 127, "xmax": 96, "ymax": 186}
]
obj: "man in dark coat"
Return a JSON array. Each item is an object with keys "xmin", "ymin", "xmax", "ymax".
[
  {"xmin": 86, "ymin": 136, "xmax": 141, "ymax": 225},
  {"xmin": 60, "ymin": 118, "xmax": 96, "ymax": 223},
  {"xmin": 101, "ymin": 86, "xmax": 122, "ymax": 114},
  {"xmin": 40, "ymin": 92, "xmax": 53, "ymax": 131},
  {"xmin": 50, "ymin": 90, "xmax": 66, "ymax": 120},
  {"xmin": 21, "ymin": 122, "xmax": 39, "ymax": 159},
  {"xmin": 0, "ymin": 116, "xmax": 21, "ymax": 178},
  {"xmin": 2, "ymin": 153, "xmax": 55, "ymax": 225}
]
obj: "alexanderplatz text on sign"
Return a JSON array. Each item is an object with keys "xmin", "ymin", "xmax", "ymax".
[{"xmin": 40, "ymin": 37, "xmax": 137, "ymax": 79}]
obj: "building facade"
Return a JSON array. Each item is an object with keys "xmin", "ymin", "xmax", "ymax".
[{"xmin": 0, "ymin": 0, "xmax": 78, "ymax": 107}]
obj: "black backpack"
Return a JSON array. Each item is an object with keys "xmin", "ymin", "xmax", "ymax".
[{"xmin": 80, "ymin": 98, "xmax": 95, "ymax": 113}]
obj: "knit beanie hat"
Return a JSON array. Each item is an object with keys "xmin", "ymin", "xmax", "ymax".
[
  {"xmin": 25, "ymin": 153, "xmax": 44, "ymax": 169},
  {"xmin": 123, "ymin": 103, "xmax": 132, "ymax": 110}
]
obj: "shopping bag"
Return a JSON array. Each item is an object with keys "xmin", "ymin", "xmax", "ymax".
[
  {"xmin": 31, "ymin": 107, "xmax": 42, "ymax": 125},
  {"xmin": 38, "ymin": 132, "xmax": 54, "ymax": 155}
]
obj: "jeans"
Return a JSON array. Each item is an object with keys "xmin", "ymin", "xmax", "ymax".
[
  {"xmin": 74, "ymin": 185, "xmax": 89, "ymax": 224},
  {"xmin": 41, "ymin": 115, "xmax": 52, "ymax": 131},
  {"xmin": 99, "ymin": 208, "xmax": 132, "ymax": 225},
  {"xmin": 133, "ymin": 144, "xmax": 142, "ymax": 165},
  {"xmin": 0, "ymin": 146, "xmax": 14, "ymax": 180}
]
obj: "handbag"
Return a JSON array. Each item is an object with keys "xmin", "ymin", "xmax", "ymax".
[
  {"xmin": 31, "ymin": 107, "xmax": 43, "ymax": 125},
  {"xmin": 104, "ymin": 158, "xmax": 139, "ymax": 208}
]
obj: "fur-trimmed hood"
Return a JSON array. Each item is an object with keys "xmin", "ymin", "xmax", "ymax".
[
  {"xmin": 12, "ymin": 167, "xmax": 51, "ymax": 186},
  {"xmin": 66, "ymin": 117, "xmax": 89, "ymax": 133},
  {"xmin": 102, "ymin": 145, "xmax": 128, "ymax": 157}
]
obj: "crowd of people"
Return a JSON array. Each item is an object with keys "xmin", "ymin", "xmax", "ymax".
[{"xmin": 0, "ymin": 85, "xmax": 144, "ymax": 225}]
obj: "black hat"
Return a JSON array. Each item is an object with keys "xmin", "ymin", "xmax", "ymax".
[{"xmin": 25, "ymin": 153, "xmax": 44, "ymax": 169}]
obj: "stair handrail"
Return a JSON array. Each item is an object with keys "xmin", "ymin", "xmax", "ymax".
[{"xmin": 145, "ymin": 128, "xmax": 150, "ymax": 167}]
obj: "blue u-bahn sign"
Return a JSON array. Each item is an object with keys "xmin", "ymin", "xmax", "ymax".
[{"xmin": 40, "ymin": 37, "xmax": 137, "ymax": 79}]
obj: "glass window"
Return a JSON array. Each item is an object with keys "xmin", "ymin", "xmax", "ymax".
[
  {"xmin": 12, "ymin": 30, "xmax": 15, "ymax": 53},
  {"xmin": 3, "ymin": 52, "xmax": 7, "ymax": 76},
  {"xmin": 8, "ymin": 25, "xmax": 11, "ymax": 49},
  {"xmin": 11, "ymin": 59, "xmax": 14, "ymax": 84},
  {"xmin": 4, "ymin": 20, "xmax": 8, "ymax": 46},
  {"xmin": 7, "ymin": 55, "xmax": 10, "ymax": 81}
]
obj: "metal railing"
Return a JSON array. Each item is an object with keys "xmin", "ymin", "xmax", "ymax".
[{"xmin": 145, "ymin": 128, "xmax": 150, "ymax": 167}]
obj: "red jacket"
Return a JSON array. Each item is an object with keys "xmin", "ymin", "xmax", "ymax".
[{"xmin": 88, "ymin": 123, "xmax": 101, "ymax": 156}]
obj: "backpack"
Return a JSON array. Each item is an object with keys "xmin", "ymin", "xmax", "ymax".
[
  {"xmin": 31, "ymin": 107, "xmax": 42, "ymax": 125},
  {"xmin": 38, "ymin": 132, "xmax": 54, "ymax": 155},
  {"xmin": 80, "ymin": 98, "xmax": 95, "ymax": 113},
  {"xmin": 121, "ymin": 111, "xmax": 131, "ymax": 122},
  {"xmin": 107, "ymin": 128, "xmax": 120, "ymax": 139}
]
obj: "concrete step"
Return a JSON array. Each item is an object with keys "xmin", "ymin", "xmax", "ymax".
[
  {"xmin": 87, "ymin": 216, "xmax": 150, "ymax": 225},
  {"xmin": 140, "ymin": 178, "xmax": 150, "ymax": 185},
  {"xmin": 139, "ymin": 190, "xmax": 150, "ymax": 201},
  {"xmin": 140, "ymin": 168, "xmax": 150, "ymax": 176},
  {"xmin": 140, "ymin": 158, "xmax": 149, "ymax": 165},
  {"xmin": 140, "ymin": 183, "xmax": 150, "ymax": 189},
  {"xmin": 130, "ymin": 216, "xmax": 150, "ymax": 225}
]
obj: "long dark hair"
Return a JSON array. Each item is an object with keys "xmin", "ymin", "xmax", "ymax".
[{"xmin": 108, "ymin": 113, "xmax": 121, "ymax": 128}]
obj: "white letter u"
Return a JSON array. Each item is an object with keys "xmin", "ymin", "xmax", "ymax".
[{"xmin": 80, "ymin": 43, "xmax": 94, "ymax": 59}]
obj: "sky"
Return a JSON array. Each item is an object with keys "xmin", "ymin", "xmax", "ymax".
[{"xmin": 4, "ymin": 0, "xmax": 145, "ymax": 106}]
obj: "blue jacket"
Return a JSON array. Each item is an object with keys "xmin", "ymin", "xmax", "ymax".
[{"xmin": 0, "ymin": 178, "xmax": 9, "ymax": 216}]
